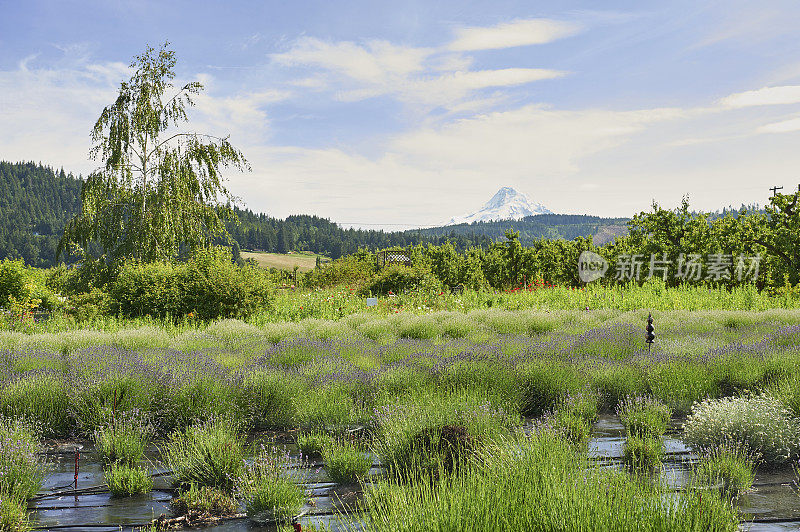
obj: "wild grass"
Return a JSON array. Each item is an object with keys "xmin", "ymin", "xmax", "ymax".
[
  {"xmin": 105, "ymin": 463, "xmax": 153, "ymax": 497},
  {"xmin": 683, "ymin": 395, "xmax": 800, "ymax": 466},
  {"xmin": 350, "ymin": 430, "xmax": 738, "ymax": 532},
  {"xmin": 164, "ymin": 418, "xmax": 245, "ymax": 493},
  {"xmin": 322, "ymin": 441, "xmax": 372, "ymax": 484},
  {"xmin": 237, "ymin": 446, "xmax": 305, "ymax": 524}
]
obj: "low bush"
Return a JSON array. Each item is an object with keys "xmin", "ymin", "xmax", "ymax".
[
  {"xmin": 545, "ymin": 391, "xmax": 599, "ymax": 445},
  {"xmin": 768, "ymin": 375, "xmax": 800, "ymax": 417},
  {"xmin": 373, "ymin": 391, "xmax": 515, "ymax": 476},
  {"xmin": 0, "ymin": 418, "xmax": 43, "ymax": 503},
  {"xmin": 323, "ymin": 442, "xmax": 372, "ymax": 484},
  {"xmin": 109, "ymin": 247, "xmax": 272, "ymax": 320},
  {"xmin": 238, "ymin": 446, "xmax": 305, "ymax": 524},
  {"xmin": 164, "ymin": 418, "xmax": 245, "ymax": 493},
  {"xmin": 683, "ymin": 395, "xmax": 800, "ymax": 466},
  {"xmin": 695, "ymin": 443, "xmax": 757, "ymax": 499},
  {"xmin": 616, "ymin": 396, "xmax": 671, "ymax": 438},
  {"xmin": 397, "ymin": 316, "xmax": 441, "ymax": 340},
  {"xmin": 105, "ymin": 463, "xmax": 153, "ymax": 497},
  {"xmin": 516, "ymin": 363, "xmax": 585, "ymax": 418},
  {"xmin": 239, "ymin": 372, "xmax": 299, "ymax": 429}
]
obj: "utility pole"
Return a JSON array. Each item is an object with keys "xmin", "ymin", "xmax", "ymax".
[{"xmin": 770, "ymin": 185, "xmax": 784, "ymax": 197}]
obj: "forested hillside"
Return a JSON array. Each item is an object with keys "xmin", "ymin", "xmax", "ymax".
[
  {"xmin": 0, "ymin": 161, "xmax": 82, "ymax": 267},
  {"xmin": 415, "ymin": 214, "xmax": 630, "ymax": 245},
  {"xmin": 0, "ymin": 160, "xmax": 629, "ymax": 266}
]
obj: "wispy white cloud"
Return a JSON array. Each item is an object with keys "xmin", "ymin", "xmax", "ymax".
[
  {"xmin": 272, "ymin": 34, "xmax": 565, "ymax": 109},
  {"xmin": 273, "ymin": 37, "xmax": 430, "ymax": 85},
  {"xmin": 447, "ymin": 18, "xmax": 581, "ymax": 51},
  {"xmin": 720, "ymin": 85, "xmax": 800, "ymax": 107},
  {"xmin": 757, "ymin": 115, "xmax": 800, "ymax": 133}
]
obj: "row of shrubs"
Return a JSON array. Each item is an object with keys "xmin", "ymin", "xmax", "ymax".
[{"xmin": 0, "ymin": 248, "xmax": 273, "ymax": 321}]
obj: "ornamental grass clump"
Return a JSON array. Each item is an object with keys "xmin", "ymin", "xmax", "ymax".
[
  {"xmin": 164, "ymin": 418, "xmax": 245, "ymax": 493},
  {"xmin": 695, "ymin": 442, "xmax": 757, "ymax": 500},
  {"xmin": 0, "ymin": 418, "xmax": 43, "ymax": 503},
  {"xmin": 238, "ymin": 446, "xmax": 305, "ymax": 524},
  {"xmin": 683, "ymin": 394, "xmax": 800, "ymax": 466},
  {"xmin": 322, "ymin": 441, "xmax": 372, "ymax": 484}
]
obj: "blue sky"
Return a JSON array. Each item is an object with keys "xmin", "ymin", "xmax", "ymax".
[{"xmin": 2, "ymin": 0, "xmax": 799, "ymax": 227}]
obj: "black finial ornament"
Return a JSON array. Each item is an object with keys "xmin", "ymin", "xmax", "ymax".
[{"xmin": 646, "ymin": 312, "xmax": 655, "ymax": 352}]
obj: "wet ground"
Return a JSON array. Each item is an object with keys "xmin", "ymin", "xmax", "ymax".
[{"xmin": 29, "ymin": 416, "xmax": 800, "ymax": 531}]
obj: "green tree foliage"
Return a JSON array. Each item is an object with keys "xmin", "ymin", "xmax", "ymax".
[{"xmin": 60, "ymin": 43, "xmax": 248, "ymax": 263}]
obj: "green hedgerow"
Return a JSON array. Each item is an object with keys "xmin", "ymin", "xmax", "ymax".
[
  {"xmin": 105, "ymin": 463, "xmax": 153, "ymax": 497},
  {"xmin": 683, "ymin": 394, "xmax": 800, "ymax": 466}
]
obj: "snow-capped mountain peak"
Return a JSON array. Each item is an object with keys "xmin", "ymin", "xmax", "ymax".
[{"xmin": 447, "ymin": 187, "xmax": 552, "ymax": 225}]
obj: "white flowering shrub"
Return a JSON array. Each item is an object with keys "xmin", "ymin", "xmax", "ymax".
[{"xmin": 682, "ymin": 395, "xmax": 800, "ymax": 466}]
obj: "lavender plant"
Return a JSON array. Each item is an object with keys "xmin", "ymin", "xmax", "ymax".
[{"xmin": 0, "ymin": 418, "xmax": 43, "ymax": 503}]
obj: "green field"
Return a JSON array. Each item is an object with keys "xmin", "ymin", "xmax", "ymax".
[{"xmin": 241, "ymin": 250, "xmax": 330, "ymax": 272}]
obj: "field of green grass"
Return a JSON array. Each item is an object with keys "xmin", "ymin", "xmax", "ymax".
[
  {"xmin": 241, "ymin": 250, "xmax": 330, "ymax": 272},
  {"xmin": 2, "ymin": 304, "xmax": 800, "ymax": 530}
]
